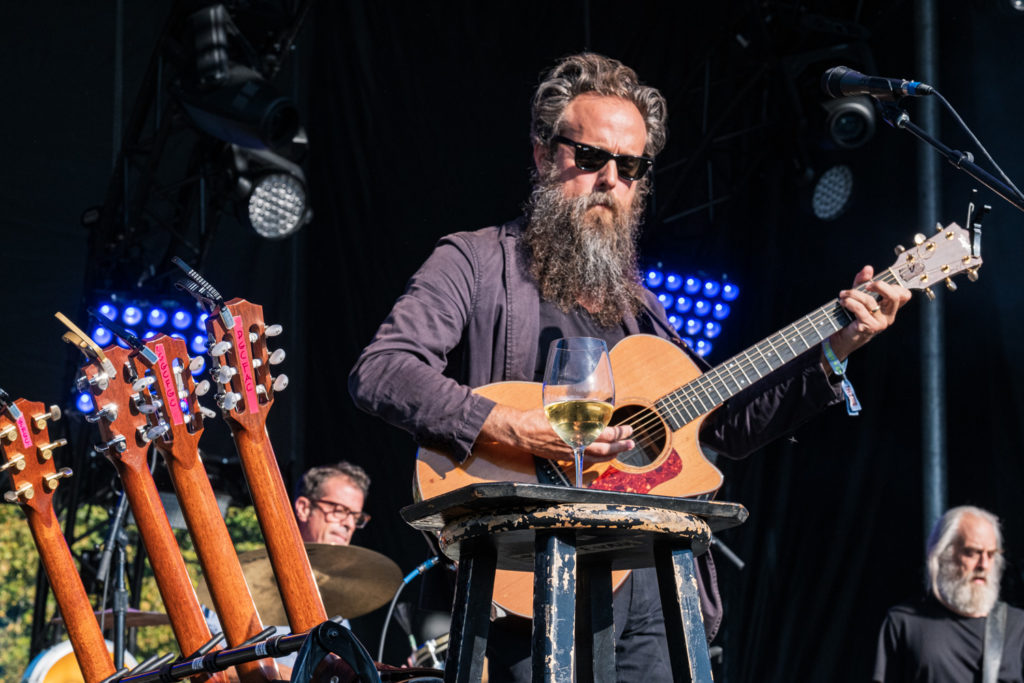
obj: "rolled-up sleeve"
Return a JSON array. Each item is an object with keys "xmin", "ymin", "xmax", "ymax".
[{"xmin": 349, "ymin": 234, "xmax": 496, "ymax": 462}]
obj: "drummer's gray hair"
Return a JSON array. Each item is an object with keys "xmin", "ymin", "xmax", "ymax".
[{"xmin": 297, "ymin": 462, "xmax": 371, "ymax": 499}]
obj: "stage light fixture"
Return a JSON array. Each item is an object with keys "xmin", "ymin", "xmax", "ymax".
[
  {"xmin": 643, "ymin": 265, "xmax": 741, "ymax": 359},
  {"xmin": 821, "ymin": 96, "xmax": 876, "ymax": 150},
  {"xmin": 172, "ymin": 309, "xmax": 194, "ymax": 330},
  {"xmin": 232, "ymin": 145, "xmax": 311, "ymax": 240},
  {"xmin": 177, "ymin": 4, "xmax": 299, "ymax": 151},
  {"xmin": 148, "ymin": 307, "xmax": 168, "ymax": 327},
  {"xmin": 645, "ymin": 269, "xmax": 664, "ymax": 288},
  {"xmin": 812, "ymin": 164, "xmax": 854, "ymax": 221},
  {"xmin": 122, "ymin": 306, "xmax": 143, "ymax": 326}
]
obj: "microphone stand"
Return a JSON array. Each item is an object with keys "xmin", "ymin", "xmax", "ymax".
[
  {"xmin": 879, "ymin": 102, "xmax": 1024, "ymax": 214},
  {"xmin": 96, "ymin": 492, "xmax": 131, "ymax": 669}
]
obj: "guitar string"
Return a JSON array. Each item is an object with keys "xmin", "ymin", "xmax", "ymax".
[{"xmin": 604, "ymin": 271, "xmax": 901, "ymax": 458}]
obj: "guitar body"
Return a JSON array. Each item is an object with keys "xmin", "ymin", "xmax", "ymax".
[{"xmin": 415, "ymin": 334, "xmax": 723, "ymax": 618}]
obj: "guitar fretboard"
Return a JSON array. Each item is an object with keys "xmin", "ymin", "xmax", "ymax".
[{"xmin": 655, "ymin": 269, "xmax": 901, "ymax": 429}]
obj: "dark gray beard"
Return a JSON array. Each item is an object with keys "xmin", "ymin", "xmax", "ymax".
[
  {"xmin": 522, "ymin": 171, "xmax": 648, "ymax": 327},
  {"xmin": 936, "ymin": 553, "xmax": 1002, "ymax": 616}
]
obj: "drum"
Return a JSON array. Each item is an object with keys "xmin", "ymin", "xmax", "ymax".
[
  {"xmin": 411, "ymin": 633, "xmax": 449, "ymax": 669},
  {"xmin": 21, "ymin": 640, "xmax": 137, "ymax": 683}
]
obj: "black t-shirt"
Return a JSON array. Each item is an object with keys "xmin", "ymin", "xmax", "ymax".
[
  {"xmin": 533, "ymin": 299, "xmax": 639, "ymax": 382},
  {"xmin": 874, "ymin": 596, "xmax": 1024, "ymax": 683}
]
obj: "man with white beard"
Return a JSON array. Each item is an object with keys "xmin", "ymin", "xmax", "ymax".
[{"xmin": 873, "ymin": 506, "xmax": 1024, "ymax": 682}]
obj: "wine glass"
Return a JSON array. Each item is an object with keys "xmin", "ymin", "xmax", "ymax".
[{"xmin": 542, "ymin": 337, "xmax": 615, "ymax": 488}]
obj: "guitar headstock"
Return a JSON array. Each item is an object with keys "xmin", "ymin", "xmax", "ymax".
[
  {"xmin": 78, "ymin": 345, "xmax": 166, "ymax": 469},
  {"xmin": 889, "ymin": 222, "xmax": 982, "ymax": 298},
  {"xmin": 136, "ymin": 334, "xmax": 213, "ymax": 463},
  {"xmin": 0, "ymin": 395, "xmax": 71, "ymax": 513},
  {"xmin": 203, "ymin": 298, "xmax": 288, "ymax": 429}
]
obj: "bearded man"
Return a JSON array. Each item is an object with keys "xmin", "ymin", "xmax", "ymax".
[
  {"xmin": 874, "ymin": 506, "xmax": 1024, "ymax": 682},
  {"xmin": 350, "ymin": 52, "xmax": 908, "ymax": 682}
]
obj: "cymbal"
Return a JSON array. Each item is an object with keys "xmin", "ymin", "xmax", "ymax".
[
  {"xmin": 196, "ymin": 542, "xmax": 403, "ymax": 624},
  {"xmin": 51, "ymin": 608, "xmax": 170, "ymax": 629}
]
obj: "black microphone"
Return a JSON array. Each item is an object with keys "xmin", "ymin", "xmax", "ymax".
[{"xmin": 821, "ymin": 65, "xmax": 934, "ymax": 100}]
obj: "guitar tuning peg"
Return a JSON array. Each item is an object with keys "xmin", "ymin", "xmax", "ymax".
[
  {"xmin": 210, "ymin": 341, "xmax": 232, "ymax": 356},
  {"xmin": 217, "ymin": 392, "xmax": 242, "ymax": 411},
  {"xmin": 249, "ymin": 332, "xmax": 259, "ymax": 344},
  {"xmin": 195, "ymin": 380, "xmax": 211, "ymax": 397},
  {"xmin": 913, "ymin": 233, "xmax": 926, "ymax": 245},
  {"xmin": 935, "ymin": 222, "xmax": 943, "ymax": 232},
  {"xmin": 132, "ymin": 377, "xmax": 155, "ymax": 392},
  {"xmin": 188, "ymin": 356, "xmax": 205, "ymax": 373},
  {"xmin": 268, "ymin": 349, "xmax": 286, "ymax": 365},
  {"xmin": 0, "ymin": 425, "xmax": 17, "ymax": 443},
  {"xmin": 945, "ymin": 278, "xmax": 957, "ymax": 292},
  {"xmin": 212, "ymin": 366, "xmax": 237, "ymax": 384},
  {"xmin": 85, "ymin": 404, "xmax": 119, "ymax": 424},
  {"xmin": 265, "ymin": 324, "xmax": 283, "ymax": 337},
  {"xmin": 4, "ymin": 483, "xmax": 34, "ymax": 503},
  {"xmin": 75, "ymin": 375, "xmax": 90, "ymax": 393},
  {"xmin": 968, "ymin": 268, "xmax": 980, "ymax": 282},
  {"xmin": 255, "ymin": 385, "xmax": 267, "ymax": 398},
  {"xmin": 89, "ymin": 372, "xmax": 110, "ymax": 392},
  {"xmin": 273, "ymin": 374, "xmax": 289, "ymax": 392},
  {"xmin": 42, "ymin": 468, "xmax": 73, "ymax": 491},
  {"xmin": 893, "ymin": 245, "xmax": 906, "ymax": 255},
  {"xmin": 137, "ymin": 422, "xmax": 169, "ymax": 443},
  {"xmin": 0, "ymin": 454, "xmax": 25, "ymax": 473},
  {"xmin": 95, "ymin": 435, "xmax": 127, "ymax": 455},
  {"xmin": 32, "ymin": 405, "xmax": 62, "ymax": 429},
  {"xmin": 136, "ymin": 399, "xmax": 162, "ymax": 414},
  {"xmin": 923, "ymin": 287, "xmax": 936, "ymax": 301},
  {"xmin": 38, "ymin": 438, "xmax": 68, "ymax": 461},
  {"xmin": 199, "ymin": 405, "xmax": 217, "ymax": 419}
]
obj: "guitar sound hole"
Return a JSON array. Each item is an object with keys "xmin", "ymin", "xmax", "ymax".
[{"xmin": 610, "ymin": 404, "xmax": 666, "ymax": 467}]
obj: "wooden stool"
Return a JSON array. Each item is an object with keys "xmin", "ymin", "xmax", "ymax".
[{"xmin": 401, "ymin": 483, "xmax": 747, "ymax": 683}]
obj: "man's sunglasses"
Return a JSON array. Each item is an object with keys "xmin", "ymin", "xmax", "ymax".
[{"xmin": 552, "ymin": 135, "xmax": 653, "ymax": 181}]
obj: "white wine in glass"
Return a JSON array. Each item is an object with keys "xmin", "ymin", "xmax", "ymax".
[{"xmin": 542, "ymin": 337, "xmax": 615, "ymax": 488}]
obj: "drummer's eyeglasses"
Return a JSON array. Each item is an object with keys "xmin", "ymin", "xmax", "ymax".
[
  {"xmin": 551, "ymin": 135, "xmax": 654, "ymax": 181},
  {"xmin": 308, "ymin": 498, "xmax": 371, "ymax": 528}
]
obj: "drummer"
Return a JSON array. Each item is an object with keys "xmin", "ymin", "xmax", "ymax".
[
  {"xmin": 293, "ymin": 462, "xmax": 372, "ymax": 547},
  {"xmin": 202, "ymin": 461, "xmax": 373, "ymax": 668}
]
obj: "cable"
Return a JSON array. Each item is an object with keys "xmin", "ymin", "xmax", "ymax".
[{"xmin": 377, "ymin": 556, "xmax": 442, "ymax": 662}]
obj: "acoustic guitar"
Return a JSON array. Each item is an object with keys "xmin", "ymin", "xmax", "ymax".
[
  {"xmin": 416, "ymin": 221, "xmax": 983, "ymax": 617},
  {"xmin": 205, "ymin": 298, "xmax": 328, "ymax": 633},
  {"xmin": 0, "ymin": 391, "xmax": 117, "ymax": 683}
]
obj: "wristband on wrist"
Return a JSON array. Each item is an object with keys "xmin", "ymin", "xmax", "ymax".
[{"xmin": 822, "ymin": 338, "xmax": 861, "ymax": 416}]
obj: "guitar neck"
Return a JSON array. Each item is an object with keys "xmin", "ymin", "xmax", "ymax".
[
  {"xmin": 658, "ymin": 270, "xmax": 899, "ymax": 427},
  {"xmin": 156, "ymin": 442, "xmax": 281, "ymax": 683},
  {"xmin": 107, "ymin": 458, "xmax": 226, "ymax": 674},
  {"xmin": 26, "ymin": 507, "xmax": 117, "ymax": 683},
  {"xmin": 231, "ymin": 424, "xmax": 327, "ymax": 632}
]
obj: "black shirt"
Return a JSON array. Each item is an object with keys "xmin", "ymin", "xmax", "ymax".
[{"xmin": 874, "ymin": 596, "xmax": 1024, "ymax": 682}]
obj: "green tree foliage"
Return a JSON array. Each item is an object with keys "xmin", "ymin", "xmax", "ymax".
[{"xmin": 0, "ymin": 503, "xmax": 262, "ymax": 680}]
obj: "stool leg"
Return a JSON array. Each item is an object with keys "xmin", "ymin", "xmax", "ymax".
[
  {"xmin": 446, "ymin": 539, "xmax": 496, "ymax": 683},
  {"xmin": 532, "ymin": 531, "xmax": 576, "ymax": 683},
  {"xmin": 655, "ymin": 545, "xmax": 713, "ymax": 683},
  {"xmin": 577, "ymin": 558, "xmax": 615, "ymax": 683}
]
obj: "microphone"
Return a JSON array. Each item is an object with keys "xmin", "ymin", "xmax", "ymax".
[{"xmin": 821, "ymin": 65, "xmax": 934, "ymax": 100}]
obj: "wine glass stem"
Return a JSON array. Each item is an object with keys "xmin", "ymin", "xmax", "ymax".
[{"xmin": 573, "ymin": 447, "xmax": 584, "ymax": 488}]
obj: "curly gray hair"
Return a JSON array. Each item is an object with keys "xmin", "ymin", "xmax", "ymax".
[{"xmin": 530, "ymin": 52, "xmax": 668, "ymax": 158}]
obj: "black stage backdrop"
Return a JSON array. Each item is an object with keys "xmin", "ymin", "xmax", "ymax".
[{"xmin": 4, "ymin": 1, "xmax": 1024, "ymax": 681}]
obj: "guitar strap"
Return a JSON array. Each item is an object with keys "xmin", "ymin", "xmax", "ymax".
[{"xmin": 982, "ymin": 600, "xmax": 1007, "ymax": 683}]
